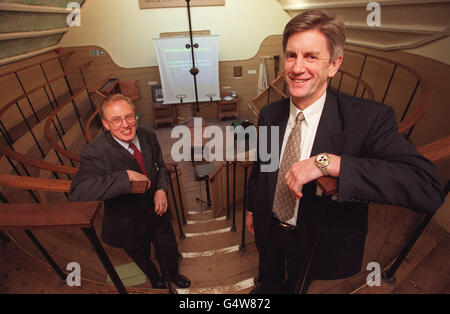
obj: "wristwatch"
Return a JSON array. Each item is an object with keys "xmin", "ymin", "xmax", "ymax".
[{"xmin": 315, "ymin": 153, "xmax": 330, "ymax": 176}]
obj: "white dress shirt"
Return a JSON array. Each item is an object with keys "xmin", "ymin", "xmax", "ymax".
[
  {"xmin": 275, "ymin": 92, "xmax": 326, "ymax": 226},
  {"xmin": 112, "ymin": 135, "xmax": 141, "ymax": 156}
]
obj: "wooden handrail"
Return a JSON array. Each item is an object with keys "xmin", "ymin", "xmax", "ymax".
[
  {"xmin": 0, "ymin": 173, "xmax": 149, "ymax": 195},
  {"xmin": 84, "ymin": 105, "xmax": 102, "ymax": 143},
  {"xmin": 345, "ymin": 48, "xmax": 431, "ymax": 135},
  {"xmin": 417, "ymin": 134, "xmax": 450, "ymax": 164},
  {"xmin": 0, "ymin": 174, "xmax": 71, "ymax": 192},
  {"xmin": 337, "ymin": 69, "xmax": 376, "ymax": 100},
  {"xmin": 0, "ymin": 143, "xmax": 78, "ymax": 175},
  {"xmin": 89, "ymin": 74, "xmax": 115, "ymax": 94},
  {"xmin": 0, "ymin": 51, "xmax": 73, "ymax": 79},
  {"xmin": 0, "ymin": 201, "xmax": 101, "ymax": 230},
  {"xmin": 43, "ymin": 88, "xmax": 86, "ymax": 163},
  {"xmin": 0, "ymin": 60, "xmax": 93, "ymax": 118},
  {"xmin": 85, "ymin": 76, "xmax": 121, "ymax": 142},
  {"xmin": 208, "ymin": 162, "xmax": 227, "ymax": 182},
  {"xmin": 315, "ymin": 135, "xmax": 450, "ymax": 195}
]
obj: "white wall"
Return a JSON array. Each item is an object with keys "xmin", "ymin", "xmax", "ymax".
[{"xmin": 61, "ymin": 0, "xmax": 291, "ymax": 68}]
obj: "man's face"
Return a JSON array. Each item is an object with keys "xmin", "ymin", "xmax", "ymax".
[
  {"xmin": 101, "ymin": 100, "xmax": 137, "ymax": 143},
  {"xmin": 283, "ymin": 29, "xmax": 342, "ymax": 109}
]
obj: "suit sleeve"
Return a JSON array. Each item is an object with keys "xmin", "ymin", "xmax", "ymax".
[
  {"xmin": 338, "ymin": 106, "xmax": 444, "ymax": 213},
  {"xmin": 68, "ymin": 144, "xmax": 131, "ymax": 202}
]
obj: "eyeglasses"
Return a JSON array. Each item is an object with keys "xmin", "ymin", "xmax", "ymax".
[
  {"xmin": 285, "ymin": 52, "xmax": 329, "ymax": 64},
  {"xmin": 105, "ymin": 113, "xmax": 137, "ymax": 128}
]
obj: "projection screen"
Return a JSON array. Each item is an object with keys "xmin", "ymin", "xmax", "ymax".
[{"xmin": 153, "ymin": 35, "xmax": 221, "ymax": 105}]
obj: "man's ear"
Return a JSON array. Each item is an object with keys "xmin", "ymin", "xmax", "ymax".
[
  {"xmin": 101, "ymin": 119, "xmax": 110, "ymax": 131},
  {"xmin": 328, "ymin": 55, "xmax": 343, "ymax": 78}
]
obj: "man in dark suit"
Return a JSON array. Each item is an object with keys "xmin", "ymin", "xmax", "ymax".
[
  {"xmin": 246, "ymin": 9, "xmax": 444, "ymax": 293},
  {"xmin": 69, "ymin": 94, "xmax": 190, "ymax": 289}
]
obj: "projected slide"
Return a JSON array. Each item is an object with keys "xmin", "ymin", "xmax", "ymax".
[{"xmin": 153, "ymin": 35, "xmax": 221, "ymax": 105}]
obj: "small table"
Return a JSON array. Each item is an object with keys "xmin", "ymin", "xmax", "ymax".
[
  {"xmin": 218, "ymin": 94, "xmax": 239, "ymax": 120},
  {"xmin": 153, "ymin": 103, "xmax": 176, "ymax": 128}
]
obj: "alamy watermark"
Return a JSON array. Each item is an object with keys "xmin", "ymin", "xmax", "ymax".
[
  {"xmin": 366, "ymin": 262, "xmax": 381, "ymax": 287},
  {"xmin": 66, "ymin": 2, "xmax": 81, "ymax": 27},
  {"xmin": 367, "ymin": 2, "xmax": 381, "ymax": 27},
  {"xmin": 170, "ymin": 118, "xmax": 280, "ymax": 172},
  {"xmin": 66, "ymin": 262, "xmax": 81, "ymax": 287}
]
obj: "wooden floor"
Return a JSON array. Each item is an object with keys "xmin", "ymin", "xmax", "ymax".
[{"xmin": 0, "ymin": 119, "xmax": 449, "ymax": 294}]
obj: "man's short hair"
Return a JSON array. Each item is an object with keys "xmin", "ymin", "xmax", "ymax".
[
  {"xmin": 100, "ymin": 94, "xmax": 135, "ymax": 119},
  {"xmin": 283, "ymin": 9, "xmax": 346, "ymax": 62}
]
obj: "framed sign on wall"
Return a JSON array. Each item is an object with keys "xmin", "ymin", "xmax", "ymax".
[{"xmin": 139, "ymin": 0, "xmax": 224, "ymax": 9}]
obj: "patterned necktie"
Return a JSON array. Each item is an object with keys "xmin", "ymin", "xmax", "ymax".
[
  {"xmin": 129, "ymin": 142, "xmax": 147, "ymax": 175},
  {"xmin": 272, "ymin": 112, "xmax": 305, "ymax": 222}
]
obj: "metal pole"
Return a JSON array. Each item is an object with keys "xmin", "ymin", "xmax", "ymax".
[
  {"xmin": 240, "ymin": 165, "xmax": 248, "ymax": 251},
  {"xmin": 0, "ymin": 120, "xmax": 13, "ymax": 144},
  {"xmin": 231, "ymin": 162, "xmax": 237, "ymax": 232},
  {"xmin": 82, "ymin": 227, "xmax": 127, "ymax": 294},
  {"xmin": 15, "ymin": 103, "xmax": 45, "ymax": 158},
  {"xmin": 186, "ymin": 0, "xmax": 200, "ymax": 113},
  {"xmin": 382, "ymin": 212, "xmax": 434, "ymax": 283},
  {"xmin": 381, "ymin": 64, "xmax": 397, "ymax": 104},
  {"xmin": 226, "ymin": 161, "xmax": 230, "ymax": 219},
  {"xmin": 400, "ymin": 80, "xmax": 420, "ymax": 122},
  {"xmin": 25, "ymin": 230, "xmax": 67, "ymax": 283},
  {"xmin": 353, "ymin": 55, "xmax": 367, "ymax": 97},
  {"xmin": 14, "ymin": 72, "xmax": 40, "ymax": 123}
]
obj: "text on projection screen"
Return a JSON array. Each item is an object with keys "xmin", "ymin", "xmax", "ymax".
[{"xmin": 153, "ymin": 35, "xmax": 220, "ymax": 105}]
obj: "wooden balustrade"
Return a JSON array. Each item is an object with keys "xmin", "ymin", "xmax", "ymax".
[{"xmin": 0, "ymin": 51, "xmax": 74, "ymax": 79}]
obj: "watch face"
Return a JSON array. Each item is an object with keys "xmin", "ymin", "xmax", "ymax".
[{"xmin": 317, "ymin": 154, "xmax": 329, "ymax": 164}]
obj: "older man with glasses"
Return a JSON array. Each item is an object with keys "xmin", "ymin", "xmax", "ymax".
[{"xmin": 69, "ymin": 94, "xmax": 190, "ymax": 290}]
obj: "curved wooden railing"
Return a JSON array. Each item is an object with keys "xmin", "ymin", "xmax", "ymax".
[
  {"xmin": 0, "ymin": 174, "xmax": 72, "ymax": 193},
  {"xmin": 0, "ymin": 55, "xmax": 95, "ymax": 182},
  {"xmin": 345, "ymin": 48, "xmax": 432, "ymax": 136},
  {"xmin": 0, "ymin": 143, "xmax": 78, "ymax": 176},
  {"xmin": 43, "ymin": 87, "xmax": 87, "ymax": 163},
  {"xmin": 248, "ymin": 68, "xmax": 376, "ymax": 118},
  {"xmin": 249, "ymin": 49, "xmax": 431, "ymax": 139},
  {"xmin": 316, "ymin": 130, "xmax": 450, "ymax": 196},
  {"xmin": 0, "ymin": 61, "xmax": 93, "ymax": 131},
  {"xmin": 0, "ymin": 51, "xmax": 74, "ymax": 79}
]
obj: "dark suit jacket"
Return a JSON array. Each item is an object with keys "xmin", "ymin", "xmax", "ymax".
[
  {"xmin": 69, "ymin": 127, "xmax": 169, "ymax": 250},
  {"xmin": 248, "ymin": 90, "xmax": 444, "ymax": 280}
]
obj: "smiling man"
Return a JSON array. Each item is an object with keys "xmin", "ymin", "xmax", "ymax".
[
  {"xmin": 69, "ymin": 94, "xmax": 190, "ymax": 290},
  {"xmin": 246, "ymin": 9, "xmax": 443, "ymax": 293}
]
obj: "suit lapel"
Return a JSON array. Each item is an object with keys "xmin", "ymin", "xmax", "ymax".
[
  {"xmin": 105, "ymin": 131, "xmax": 147, "ymax": 175},
  {"xmin": 310, "ymin": 90, "xmax": 346, "ymax": 157},
  {"xmin": 136, "ymin": 128, "xmax": 153, "ymax": 175},
  {"xmin": 267, "ymin": 98, "xmax": 290, "ymax": 208}
]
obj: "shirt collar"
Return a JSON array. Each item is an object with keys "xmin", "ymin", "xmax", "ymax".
[
  {"xmin": 111, "ymin": 134, "xmax": 140, "ymax": 152},
  {"xmin": 289, "ymin": 91, "xmax": 326, "ymax": 129}
]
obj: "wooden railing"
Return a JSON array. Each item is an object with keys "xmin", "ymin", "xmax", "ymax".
[
  {"xmin": 0, "ymin": 172, "xmax": 127, "ymax": 293},
  {"xmin": 248, "ymin": 49, "xmax": 431, "ymax": 140}
]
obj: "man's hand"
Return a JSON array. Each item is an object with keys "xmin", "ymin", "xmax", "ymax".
[
  {"xmin": 246, "ymin": 212, "xmax": 254, "ymax": 234},
  {"xmin": 126, "ymin": 170, "xmax": 151, "ymax": 190},
  {"xmin": 285, "ymin": 155, "xmax": 341, "ymax": 199},
  {"xmin": 154, "ymin": 189, "xmax": 168, "ymax": 216}
]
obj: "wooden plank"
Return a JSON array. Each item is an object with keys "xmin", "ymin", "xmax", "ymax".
[{"xmin": 0, "ymin": 201, "xmax": 101, "ymax": 230}]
